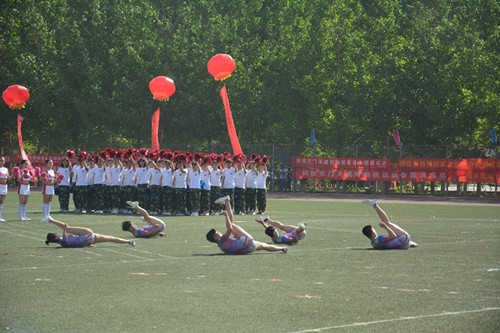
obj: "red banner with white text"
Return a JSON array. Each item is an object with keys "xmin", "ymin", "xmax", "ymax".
[{"xmin": 292, "ymin": 157, "xmax": 500, "ymax": 183}]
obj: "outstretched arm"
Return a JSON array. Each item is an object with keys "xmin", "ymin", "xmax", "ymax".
[{"xmin": 255, "ymin": 218, "xmax": 268, "ymax": 229}]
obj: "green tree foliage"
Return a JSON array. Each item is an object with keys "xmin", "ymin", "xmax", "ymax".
[{"xmin": 0, "ymin": 0, "xmax": 498, "ymax": 154}]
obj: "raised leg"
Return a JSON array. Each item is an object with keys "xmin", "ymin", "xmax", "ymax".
[{"xmin": 374, "ymin": 204, "xmax": 408, "ymax": 237}]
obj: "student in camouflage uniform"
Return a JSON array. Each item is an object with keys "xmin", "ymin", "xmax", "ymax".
[
  {"xmin": 173, "ymin": 159, "xmax": 187, "ymax": 216},
  {"xmin": 209, "ymin": 157, "xmax": 223, "ymax": 215},
  {"xmin": 90, "ymin": 157, "xmax": 106, "ymax": 214},
  {"xmin": 159, "ymin": 159, "xmax": 174, "ymax": 216},
  {"xmin": 121, "ymin": 158, "xmax": 137, "ymax": 214},
  {"xmin": 187, "ymin": 161, "xmax": 201, "ymax": 216},
  {"xmin": 135, "ymin": 158, "xmax": 149, "ymax": 210},
  {"xmin": 107, "ymin": 158, "xmax": 123, "ymax": 214},
  {"xmin": 72, "ymin": 154, "xmax": 89, "ymax": 213},
  {"xmin": 233, "ymin": 156, "xmax": 247, "ymax": 215},
  {"xmin": 256, "ymin": 163, "xmax": 268, "ymax": 214},
  {"xmin": 148, "ymin": 160, "xmax": 162, "ymax": 215},
  {"xmin": 56, "ymin": 157, "xmax": 72, "ymax": 212},
  {"xmin": 199, "ymin": 157, "xmax": 212, "ymax": 216},
  {"xmin": 245, "ymin": 161, "xmax": 258, "ymax": 215}
]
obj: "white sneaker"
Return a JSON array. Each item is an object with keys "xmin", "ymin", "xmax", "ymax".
[
  {"xmin": 81, "ymin": 210, "xmax": 87, "ymax": 214},
  {"xmin": 126, "ymin": 201, "xmax": 139, "ymax": 209},
  {"xmin": 166, "ymin": 212, "xmax": 172, "ymax": 216},
  {"xmin": 190, "ymin": 212, "xmax": 199, "ymax": 216},
  {"xmin": 258, "ymin": 216, "xmax": 270, "ymax": 223},
  {"xmin": 24, "ymin": 217, "xmax": 31, "ymax": 221},
  {"xmin": 175, "ymin": 212, "xmax": 185, "ymax": 216},
  {"xmin": 0, "ymin": 218, "xmax": 6, "ymax": 222},
  {"xmin": 214, "ymin": 196, "xmax": 230, "ymax": 205},
  {"xmin": 19, "ymin": 217, "xmax": 26, "ymax": 221},
  {"xmin": 39, "ymin": 217, "xmax": 50, "ymax": 224},
  {"xmin": 73, "ymin": 209, "xmax": 81, "ymax": 213},
  {"xmin": 129, "ymin": 239, "xmax": 135, "ymax": 247},
  {"xmin": 94, "ymin": 210, "xmax": 103, "ymax": 214},
  {"xmin": 111, "ymin": 209, "xmax": 119, "ymax": 214},
  {"xmin": 361, "ymin": 199, "xmax": 378, "ymax": 207},
  {"xmin": 299, "ymin": 222, "xmax": 307, "ymax": 231},
  {"xmin": 282, "ymin": 246, "xmax": 288, "ymax": 253}
]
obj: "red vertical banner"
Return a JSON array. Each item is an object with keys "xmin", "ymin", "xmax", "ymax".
[
  {"xmin": 220, "ymin": 85, "xmax": 243, "ymax": 155},
  {"xmin": 393, "ymin": 129, "xmax": 401, "ymax": 146},
  {"xmin": 17, "ymin": 114, "xmax": 33, "ymax": 170},
  {"xmin": 151, "ymin": 107, "xmax": 160, "ymax": 151}
]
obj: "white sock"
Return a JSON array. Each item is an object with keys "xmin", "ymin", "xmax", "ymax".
[
  {"xmin": 22, "ymin": 205, "xmax": 27, "ymax": 219},
  {"xmin": 0, "ymin": 204, "xmax": 3, "ymax": 219},
  {"xmin": 47, "ymin": 202, "xmax": 51, "ymax": 217},
  {"xmin": 42, "ymin": 203, "xmax": 47, "ymax": 218},
  {"xmin": 19, "ymin": 204, "xmax": 23, "ymax": 219}
]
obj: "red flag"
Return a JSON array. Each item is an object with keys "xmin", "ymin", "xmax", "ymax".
[
  {"xmin": 17, "ymin": 114, "xmax": 33, "ymax": 170},
  {"xmin": 220, "ymin": 85, "xmax": 243, "ymax": 155},
  {"xmin": 393, "ymin": 129, "xmax": 401, "ymax": 146},
  {"xmin": 151, "ymin": 107, "xmax": 160, "ymax": 150}
]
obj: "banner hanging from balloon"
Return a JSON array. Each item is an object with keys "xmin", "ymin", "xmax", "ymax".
[
  {"xmin": 151, "ymin": 107, "xmax": 160, "ymax": 151},
  {"xmin": 207, "ymin": 53, "xmax": 243, "ymax": 155},
  {"xmin": 17, "ymin": 114, "xmax": 33, "ymax": 170},
  {"xmin": 220, "ymin": 85, "xmax": 243, "ymax": 155}
]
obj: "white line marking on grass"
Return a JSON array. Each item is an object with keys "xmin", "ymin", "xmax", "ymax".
[
  {"xmin": 287, "ymin": 307, "xmax": 500, "ymax": 333},
  {"xmin": 99, "ymin": 248, "xmax": 154, "ymax": 261},
  {"xmin": 0, "ymin": 228, "xmax": 46, "ymax": 242}
]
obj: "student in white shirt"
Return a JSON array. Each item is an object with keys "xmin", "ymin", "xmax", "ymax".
[
  {"xmin": 209, "ymin": 157, "xmax": 223, "ymax": 215},
  {"xmin": 173, "ymin": 159, "xmax": 187, "ymax": 216},
  {"xmin": 159, "ymin": 159, "xmax": 174, "ymax": 216},
  {"xmin": 148, "ymin": 160, "xmax": 162, "ymax": 215},
  {"xmin": 222, "ymin": 159, "xmax": 236, "ymax": 207},
  {"xmin": 234, "ymin": 157, "xmax": 247, "ymax": 215},
  {"xmin": 200, "ymin": 156, "xmax": 212, "ymax": 216},
  {"xmin": 245, "ymin": 161, "xmax": 258, "ymax": 215},
  {"xmin": 187, "ymin": 161, "xmax": 201, "ymax": 216}
]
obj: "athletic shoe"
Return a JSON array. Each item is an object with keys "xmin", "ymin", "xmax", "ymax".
[
  {"xmin": 111, "ymin": 209, "xmax": 119, "ymax": 214},
  {"xmin": 190, "ymin": 212, "xmax": 199, "ymax": 216},
  {"xmin": 19, "ymin": 217, "xmax": 26, "ymax": 221},
  {"xmin": 24, "ymin": 217, "xmax": 31, "ymax": 221},
  {"xmin": 258, "ymin": 216, "xmax": 270, "ymax": 223},
  {"xmin": 129, "ymin": 239, "xmax": 135, "ymax": 247},
  {"xmin": 251, "ymin": 212, "xmax": 256, "ymax": 215},
  {"xmin": 203, "ymin": 212, "xmax": 209, "ymax": 216},
  {"xmin": 126, "ymin": 201, "xmax": 139, "ymax": 209},
  {"xmin": 73, "ymin": 209, "xmax": 81, "ymax": 213},
  {"xmin": 361, "ymin": 199, "xmax": 378, "ymax": 207},
  {"xmin": 0, "ymin": 218, "xmax": 6, "ymax": 222},
  {"xmin": 214, "ymin": 195, "xmax": 230, "ymax": 205},
  {"xmin": 282, "ymin": 246, "xmax": 288, "ymax": 253},
  {"xmin": 39, "ymin": 217, "xmax": 50, "ymax": 224},
  {"xmin": 175, "ymin": 212, "xmax": 185, "ymax": 216},
  {"xmin": 299, "ymin": 222, "xmax": 307, "ymax": 231},
  {"xmin": 81, "ymin": 210, "xmax": 87, "ymax": 214},
  {"xmin": 140, "ymin": 217, "xmax": 145, "ymax": 221},
  {"xmin": 94, "ymin": 210, "xmax": 103, "ymax": 214},
  {"xmin": 59, "ymin": 209, "xmax": 65, "ymax": 213},
  {"xmin": 412, "ymin": 242, "xmax": 419, "ymax": 248}
]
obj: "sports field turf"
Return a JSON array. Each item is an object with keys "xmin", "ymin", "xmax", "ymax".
[{"xmin": 1, "ymin": 193, "xmax": 499, "ymax": 332}]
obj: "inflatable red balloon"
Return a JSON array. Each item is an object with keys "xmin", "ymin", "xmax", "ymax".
[
  {"xmin": 149, "ymin": 76, "xmax": 175, "ymax": 101},
  {"xmin": 207, "ymin": 54, "xmax": 236, "ymax": 81},
  {"xmin": 2, "ymin": 85, "xmax": 30, "ymax": 109}
]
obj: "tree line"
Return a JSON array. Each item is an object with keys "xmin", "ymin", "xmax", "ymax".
[{"xmin": 0, "ymin": 0, "xmax": 498, "ymax": 157}]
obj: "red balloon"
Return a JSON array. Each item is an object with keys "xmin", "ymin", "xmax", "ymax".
[
  {"xmin": 207, "ymin": 54, "xmax": 236, "ymax": 81},
  {"xmin": 149, "ymin": 76, "xmax": 175, "ymax": 101},
  {"xmin": 2, "ymin": 85, "xmax": 30, "ymax": 109}
]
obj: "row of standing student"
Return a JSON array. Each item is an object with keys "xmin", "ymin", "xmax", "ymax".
[{"xmin": 0, "ymin": 155, "xmax": 268, "ymax": 221}]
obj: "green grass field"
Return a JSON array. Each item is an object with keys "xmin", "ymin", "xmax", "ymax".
[{"xmin": 1, "ymin": 193, "xmax": 499, "ymax": 333}]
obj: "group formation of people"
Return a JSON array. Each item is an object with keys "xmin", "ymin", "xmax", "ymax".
[
  {"xmin": 40, "ymin": 196, "xmax": 417, "ymax": 253},
  {"xmin": 2, "ymin": 152, "xmax": 418, "ymax": 252},
  {"xmin": 0, "ymin": 148, "xmax": 271, "ymax": 222},
  {"xmin": 42, "ymin": 196, "xmax": 308, "ymax": 255}
]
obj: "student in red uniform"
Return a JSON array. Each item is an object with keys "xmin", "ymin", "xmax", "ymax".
[{"xmin": 206, "ymin": 196, "xmax": 288, "ymax": 254}]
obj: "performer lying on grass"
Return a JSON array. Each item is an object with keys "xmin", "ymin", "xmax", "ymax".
[
  {"xmin": 40, "ymin": 217, "xmax": 135, "ymax": 247},
  {"xmin": 122, "ymin": 201, "xmax": 167, "ymax": 238},
  {"xmin": 361, "ymin": 199, "xmax": 418, "ymax": 250},
  {"xmin": 255, "ymin": 216, "xmax": 306, "ymax": 244},
  {"xmin": 206, "ymin": 195, "xmax": 288, "ymax": 254}
]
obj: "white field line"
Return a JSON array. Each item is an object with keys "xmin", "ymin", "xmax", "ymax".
[{"xmin": 287, "ymin": 307, "xmax": 500, "ymax": 333}]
